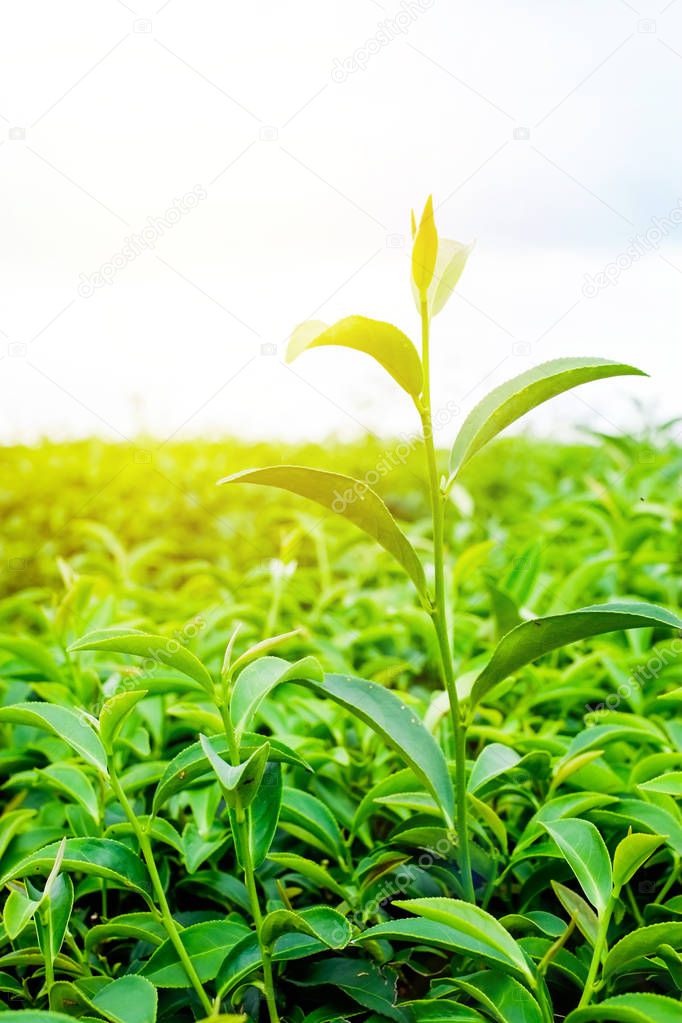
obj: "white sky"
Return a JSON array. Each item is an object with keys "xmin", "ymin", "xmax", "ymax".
[{"xmin": 1, "ymin": 0, "xmax": 681, "ymax": 447}]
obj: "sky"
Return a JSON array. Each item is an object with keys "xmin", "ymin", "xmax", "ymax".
[{"xmin": 1, "ymin": 0, "xmax": 681, "ymax": 448}]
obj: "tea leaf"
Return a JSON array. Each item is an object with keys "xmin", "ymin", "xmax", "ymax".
[
  {"xmin": 219, "ymin": 466, "xmax": 428, "ymax": 600},
  {"xmin": 564, "ymin": 993, "xmax": 682, "ymax": 1022},
  {"xmin": 261, "ymin": 906, "xmax": 351, "ymax": 949},
  {"xmin": 139, "ymin": 919, "xmax": 250, "ymax": 986},
  {"xmin": 449, "ymin": 358, "xmax": 646, "ymax": 481},
  {"xmin": 604, "ymin": 923, "xmax": 682, "ymax": 981},
  {"xmin": 0, "ymin": 839, "xmax": 153, "ymax": 904},
  {"xmin": 199, "ymin": 734, "xmax": 269, "ymax": 809},
  {"xmin": 612, "ymin": 832, "xmax": 665, "ymax": 889},
  {"xmin": 470, "ymin": 602, "xmax": 682, "ymax": 707},
  {"xmin": 287, "ymin": 316, "xmax": 423, "ymax": 399},
  {"xmin": 99, "ymin": 689, "xmax": 148, "ymax": 752},
  {"xmin": 0, "ymin": 703, "xmax": 107, "ymax": 775},
  {"xmin": 152, "ymin": 732, "xmax": 308, "ymax": 814},
  {"xmin": 300, "ymin": 673, "xmax": 454, "ymax": 827},
  {"xmin": 412, "ymin": 237, "xmax": 474, "ymax": 317},
  {"xmin": 360, "ymin": 902, "xmax": 534, "ymax": 987},
  {"xmin": 70, "ymin": 627, "xmax": 214, "ymax": 695},
  {"xmin": 230, "ymin": 655, "xmax": 323, "ymax": 737},
  {"xmin": 412, "ymin": 195, "xmax": 438, "ymax": 296},
  {"xmin": 543, "ymin": 819, "xmax": 612, "ymax": 914}
]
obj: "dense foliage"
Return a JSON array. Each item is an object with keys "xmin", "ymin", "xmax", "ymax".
[
  {"xmin": 1, "ymin": 203, "xmax": 682, "ymax": 1022},
  {"xmin": 1, "ymin": 428, "xmax": 681, "ymax": 1023}
]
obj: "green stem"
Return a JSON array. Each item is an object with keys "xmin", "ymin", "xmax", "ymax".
[
  {"xmin": 44, "ymin": 912, "xmax": 55, "ymax": 1006},
  {"xmin": 220, "ymin": 701, "xmax": 280, "ymax": 1023},
  {"xmin": 654, "ymin": 854, "xmax": 679, "ymax": 904},
  {"xmin": 578, "ymin": 896, "xmax": 615, "ymax": 1008},
  {"xmin": 418, "ymin": 298, "xmax": 475, "ymax": 903},
  {"xmin": 535, "ymin": 982, "xmax": 555, "ymax": 1023},
  {"xmin": 109, "ymin": 767, "xmax": 212, "ymax": 1015},
  {"xmin": 538, "ymin": 911, "xmax": 577, "ymax": 975},
  {"xmin": 64, "ymin": 932, "xmax": 90, "ymax": 975}
]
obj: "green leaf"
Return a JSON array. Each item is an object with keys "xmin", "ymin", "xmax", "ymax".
[
  {"xmin": 613, "ymin": 832, "xmax": 665, "ymax": 890},
  {"xmin": 449, "ymin": 358, "xmax": 646, "ymax": 481},
  {"xmin": 564, "ymin": 993, "xmax": 682, "ymax": 1022},
  {"xmin": 593, "ymin": 799, "xmax": 682, "ymax": 857},
  {"xmin": 218, "ymin": 466, "xmax": 428, "ymax": 601},
  {"xmin": 287, "ymin": 316, "xmax": 423, "ymax": 400},
  {"xmin": 453, "ymin": 970, "xmax": 544, "ymax": 1023},
  {"xmin": 91, "ymin": 975, "xmax": 157, "ymax": 1023},
  {"xmin": 406, "ymin": 1000, "xmax": 485, "ymax": 1022},
  {"xmin": 230, "ymin": 655, "xmax": 323, "ymax": 737},
  {"xmin": 0, "ymin": 809, "xmax": 36, "ymax": 861},
  {"xmin": 0, "ymin": 634, "xmax": 64, "ymax": 683},
  {"xmin": 52, "ymin": 976, "xmax": 158, "ymax": 1023},
  {"xmin": 268, "ymin": 852, "xmax": 348, "ymax": 899},
  {"xmin": 470, "ymin": 602, "xmax": 682, "ymax": 708},
  {"xmin": 543, "ymin": 819, "xmax": 612, "ymax": 914},
  {"xmin": 0, "ymin": 972, "xmax": 23, "ymax": 995},
  {"xmin": 37, "ymin": 764, "xmax": 100, "ymax": 824},
  {"xmin": 199, "ymin": 734, "xmax": 269, "ymax": 809},
  {"xmin": 248, "ymin": 761, "xmax": 283, "ymax": 867},
  {"xmin": 35, "ymin": 873, "xmax": 73, "ymax": 962},
  {"xmin": 69, "ymin": 627, "xmax": 214, "ymax": 695},
  {"xmin": 292, "ymin": 956, "xmax": 409, "ymax": 1023},
  {"xmin": 138, "ymin": 919, "xmax": 249, "ymax": 986},
  {"xmin": 279, "ymin": 787, "xmax": 347, "ymax": 865},
  {"xmin": 0, "ymin": 702, "xmax": 108, "ymax": 775},
  {"xmin": 384, "ymin": 898, "xmax": 534, "ymax": 986},
  {"xmin": 99, "ymin": 690, "xmax": 148, "ymax": 752},
  {"xmin": 299, "ymin": 673, "xmax": 454, "ymax": 827},
  {"xmin": 551, "ymin": 880, "xmax": 599, "ymax": 946},
  {"xmin": 152, "ymin": 732, "xmax": 308, "ymax": 814},
  {"xmin": 3, "ymin": 884, "xmax": 40, "ymax": 939},
  {"xmin": 468, "ymin": 743, "xmax": 521, "ymax": 793},
  {"xmin": 261, "ymin": 906, "xmax": 351, "ymax": 950},
  {"xmin": 638, "ymin": 771, "xmax": 682, "ymax": 795},
  {"xmin": 0, "ymin": 1014, "xmax": 84, "ymax": 1022},
  {"xmin": 0, "ymin": 838, "xmax": 153, "ymax": 904},
  {"xmin": 85, "ymin": 913, "xmax": 166, "ymax": 952},
  {"xmin": 604, "ymin": 923, "xmax": 682, "ymax": 981},
  {"xmin": 357, "ymin": 915, "xmax": 527, "ymax": 984}
]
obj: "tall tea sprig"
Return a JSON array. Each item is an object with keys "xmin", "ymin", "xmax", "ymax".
[
  {"xmin": 412, "ymin": 198, "xmax": 474, "ymax": 899},
  {"xmin": 219, "ymin": 197, "xmax": 667, "ymax": 904}
]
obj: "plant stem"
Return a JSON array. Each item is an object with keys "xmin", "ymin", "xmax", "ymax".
[
  {"xmin": 220, "ymin": 702, "xmax": 280, "ymax": 1023},
  {"xmin": 654, "ymin": 853, "xmax": 679, "ymax": 904},
  {"xmin": 538, "ymin": 912, "xmax": 577, "ymax": 975},
  {"xmin": 578, "ymin": 896, "xmax": 615, "ymax": 1008},
  {"xmin": 418, "ymin": 298, "xmax": 475, "ymax": 903},
  {"xmin": 108, "ymin": 767, "xmax": 212, "ymax": 1015},
  {"xmin": 43, "ymin": 912, "xmax": 55, "ymax": 1007}
]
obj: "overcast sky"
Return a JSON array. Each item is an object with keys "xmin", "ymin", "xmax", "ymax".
[{"xmin": 1, "ymin": 0, "xmax": 681, "ymax": 446}]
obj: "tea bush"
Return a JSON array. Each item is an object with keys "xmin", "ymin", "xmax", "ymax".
[{"xmin": 0, "ymin": 202, "xmax": 681, "ymax": 1023}]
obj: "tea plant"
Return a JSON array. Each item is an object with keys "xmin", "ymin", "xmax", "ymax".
[
  {"xmin": 0, "ymin": 205, "xmax": 681, "ymax": 1022},
  {"xmin": 222, "ymin": 197, "xmax": 680, "ymax": 913}
]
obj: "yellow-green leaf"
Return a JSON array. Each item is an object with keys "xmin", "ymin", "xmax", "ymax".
[
  {"xmin": 287, "ymin": 316, "xmax": 422, "ymax": 400},
  {"xmin": 449, "ymin": 358, "xmax": 646, "ymax": 481},
  {"xmin": 218, "ymin": 466, "xmax": 428, "ymax": 601},
  {"xmin": 412, "ymin": 195, "xmax": 438, "ymax": 295}
]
